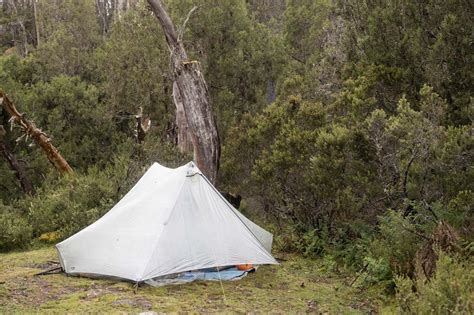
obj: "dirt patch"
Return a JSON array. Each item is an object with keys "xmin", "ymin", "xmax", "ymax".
[
  {"xmin": 81, "ymin": 283, "xmax": 129, "ymax": 301},
  {"xmin": 6, "ymin": 275, "xmax": 79, "ymax": 307},
  {"xmin": 26, "ymin": 261, "xmax": 61, "ymax": 270}
]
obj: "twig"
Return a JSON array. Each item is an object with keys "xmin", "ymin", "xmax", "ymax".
[
  {"xmin": 400, "ymin": 224, "xmax": 431, "ymax": 241},
  {"xmin": 349, "ymin": 263, "xmax": 369, "ymax": 287},
  {"xmin": 34, "ymin": 266, "xmax": 62, "ymax": 276},
  {"xmin": 47, "ymin": 260, "xmax": 60, "ymax": 264},
  {"xmin": 178, "ymin": 6, "xmax": 198, "ymax": 42}
]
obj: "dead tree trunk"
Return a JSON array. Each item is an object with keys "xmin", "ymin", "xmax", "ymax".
[
  {"xmin": 135, "ymin": 107, "xmax": 151, "ymax": 144},
  {"xmin": 95, "ymin": 0, "xmax": 109, "ymax": 35},
  {"xmin": 147, "ymin": 0, "xmax": 220, "ymax": 184},
  {"xmin": 172, "ymin": 82, "xmax": 193, "ymax": 154},
  {"xmin": 0, "ymin": 125, "xmax": 35, "ymax": 195},
  {"xmin": 8, "ymin": 0, "xmax": 29, "ymax": 56},
  {"xmin": 0, "ymin": 91, "xmax": 73, "ymax": 175},
  {"xmin": 32, "ymin": 0, "xmax": 40, "ymax": 47}
]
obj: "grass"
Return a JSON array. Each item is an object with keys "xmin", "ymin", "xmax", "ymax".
[{"xmin": 0, "ymin": 246, "xmax": 395, "ymax": 313}]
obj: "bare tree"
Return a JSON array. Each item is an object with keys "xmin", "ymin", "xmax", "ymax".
[
  {"xmin": 95, "ymin": 0, "xmax": 109, "ymax": 35},
  {"xmin": 6, "ymin": 0, "xmax": 29, "ymax": 56},
  {"xmin": 147, "ymin": 0, "xmax": 220, "ymax": 184},
  {"xmin": 32, "ymin": 0, "xmax": 39, "ymax": 46}
]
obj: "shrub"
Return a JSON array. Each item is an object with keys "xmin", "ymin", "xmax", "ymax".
[
  {"xmin": 25, "ymin": 157, "xmax": 129, "ymax": 240},
  {"xmin": 367, "ymin": 211, "xmax": 423, "ymax": 278},
  {"xmin": 298, "ymin": 229, "xmax": 328, "ymax": 258},
  {"xmin": 0, "ymin": 203, "xmax": 33, "ymax": 251},
  {"xmin": 395, "ymin": 252, "xmax": 474, "ymax": 314}
]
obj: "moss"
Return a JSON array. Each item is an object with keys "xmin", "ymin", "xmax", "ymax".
[{"xmin": 0, "ymin": 247, "xmax": 392, "ymax": 313}]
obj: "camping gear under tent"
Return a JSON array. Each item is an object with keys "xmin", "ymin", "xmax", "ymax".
[{"xmin": 56, "ymin": 161, "xmax": 277, "ymax": 284}]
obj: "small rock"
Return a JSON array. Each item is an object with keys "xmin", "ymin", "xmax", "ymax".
[{"xmin": 307, "ymin": 300, "xmax": 319, "ymax": 312}]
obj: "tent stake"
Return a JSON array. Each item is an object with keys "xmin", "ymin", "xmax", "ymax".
[{"xmin": 133, "ymin": 282, "xmax": 139, "ymax": 294}]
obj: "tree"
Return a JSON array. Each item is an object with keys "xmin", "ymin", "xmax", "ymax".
[
  {"xmin": 147, "ymin": 0, "xmax": 220, "ymax": 184},
  {"xmin": 168, "ymin": 0, "xmax": 285, "ymax": 137}
]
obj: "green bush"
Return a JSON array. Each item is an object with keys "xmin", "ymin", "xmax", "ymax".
[
  {"xmin": 0, "ymin": 203, "xmax": 33, "ymax": 251},
  {"xmin": 396, "ymin": 253, "xmax": 474, "ymax": 314},
  {"xmin": 24, "ymin": 157, "xmax": 129, "ymax": 240},
  {"xmin": 298, "ymin": 229, "xmax": 327, "ymax": 258}
]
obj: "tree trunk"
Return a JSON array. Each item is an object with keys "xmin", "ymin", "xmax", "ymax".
[
  {"xmin": 95, "ymin": 0, "xmax": 108, "ymax": 35},
  {"xmin": 0, "ymin": 125, "xmax": 35, "ymax": 195},
  {"xmin": 32, "ymin": 0, "xmax": 40, "ymax": 46},
  {"xmin": 135, "ymin": 107, "xmax": 151, "ymax": 144},
  {"xmin": 114, "ymin": 0, "xmax": 129, "ymax": 20},
  {"xmin": 172, "ymin": 82, "xmax": 193, "ymax": 154},
  {"xmin": 8, "ymin": 0, "xmax": 29, "ymax": 56},
  {"xmin": 147, "ymin": 0, "xmax": 220, "ymax": 184},
  {"xmin": 0, "ymin": 91, "xmax": 73, "ymax": 175}
]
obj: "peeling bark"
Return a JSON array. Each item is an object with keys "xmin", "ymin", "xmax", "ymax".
[
  {"xmin": 135, "ymin": 107, "xmax": 151, "ymax": 144},
  {"xmin": 147, "ymin": 0, "xmax": 220, "ymax": 183},
  {"xmin": 0, "ymin": 91, "xmax": 73, "ymax": 175},
  {"xmin": 172, "ymin": 82, "xmax": 193, "ymax": 154}
]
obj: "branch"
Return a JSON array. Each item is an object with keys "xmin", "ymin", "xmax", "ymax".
[
  {"xmin": 402, "ymin": 149, "xmax": 417, "ymax": 198},
  {"xmin": 178, "ymin": 6, "xmax": 198, "ymax": 42},
  {"xmin": 289, "ymin": 54, "xmax": 305, "ymax": 64},
  {"xmin": 0, "ymin": 91, "xmax": 73, "ymax": 175},
  {"xmin": 401, "ymin": 224, "xmax": 432, "ymax": 241},
  {"xmin": 147, "ymin": 0, "xmax": 179, "ymax": 46}
]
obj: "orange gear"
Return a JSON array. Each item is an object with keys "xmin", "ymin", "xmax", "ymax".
[{"xmin": 236, "ymin": 264, "xmax": 254, "ymax": 271}]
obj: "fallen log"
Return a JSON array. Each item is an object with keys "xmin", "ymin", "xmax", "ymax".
[{"xmin": 0, "ymin": 91, "xmax": 73, "ymax": 175}]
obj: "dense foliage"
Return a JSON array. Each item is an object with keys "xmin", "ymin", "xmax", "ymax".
[{"xmin": 0, "ymin": 0, "xmax": 472, "ymax": 311}]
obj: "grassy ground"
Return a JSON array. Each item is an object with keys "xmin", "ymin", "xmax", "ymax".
[{"xmin": 0, "ymin": 247, "xmax": 395, "ymax": 313}]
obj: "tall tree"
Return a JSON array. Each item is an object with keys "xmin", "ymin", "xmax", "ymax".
[{"xmin": 147, "ymin": 0, "xmax": 220, "ymax": 184}]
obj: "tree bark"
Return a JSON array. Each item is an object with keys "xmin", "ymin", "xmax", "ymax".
[
  {"xmin": 32, "ymin": 0, "xmax": 40, "ymax": 46},
  {"xmin": 172, "ymin": 82, "xmax": 193, "ymax": 154},
  {"xmin": 0, "ymin": 125, "xmax": 35, "ymax": 195},
  {"xmin": 147, "ymin": 0, "xmax": 220, "ymax": 183},
  {"xmin": 7, "ymin": 0, "xmax": 29, "ymax": 56},
  {"xmin": 114, "ymin": 0, "xmax": 129, "ymax": 20},
  {"xmin": 135, "ymin": 107, "xmax": 151, "ymax": 144},
  {"xmin": 0, "ymin": 91, "xmax": 73, "ymax": 175},
  {"xmin": 95, "ymin": 0, "xmax": 108, "ymax": 35}
]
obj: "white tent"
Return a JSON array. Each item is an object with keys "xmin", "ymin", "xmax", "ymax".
[{"xmin": 56, "ymin": 162, "xmax": 277, "ymax": 282}]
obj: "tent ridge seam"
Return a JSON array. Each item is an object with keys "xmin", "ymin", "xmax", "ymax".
[{"xmin": 138, "ymin": 176, "xmax": 188, "ymax": 281}]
